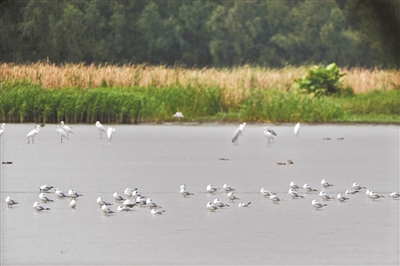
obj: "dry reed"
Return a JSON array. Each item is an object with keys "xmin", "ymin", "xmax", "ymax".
[{"xmin": 1, "ymin": 62, "xmax": 399, "ymax": 94}]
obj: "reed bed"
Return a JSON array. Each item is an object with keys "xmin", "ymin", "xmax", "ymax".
[{"xmin": 1, "ymin": 63, "xmax": 399, "ymax": 96}]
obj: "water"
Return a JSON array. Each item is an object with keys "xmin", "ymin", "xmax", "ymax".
[{"xmin": 1, "ymin": 123, "xmax": 399, "ymax": 265}]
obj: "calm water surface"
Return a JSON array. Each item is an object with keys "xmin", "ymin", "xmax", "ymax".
[{"xmin": 1, "ymin": 124, "xmax": 399, "ymax": 265}]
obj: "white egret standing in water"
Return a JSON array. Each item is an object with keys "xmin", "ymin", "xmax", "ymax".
[
  {"xmin": 0, "ymin": 123, "xmax": 5, "ymax": 137},
  {"xmin": 56, "ymin": 126, "xmax": 69, "ymax": 143},
  {"xmin": 294, "ymin": 122, "xmax": 300, "ymax": 136},
  {"xmin": 96, "ymin": 121, "xmax": 107, "ymax": 139},
  {"xmin": 172, "ymin": 112, "xmax": 184, "ymax": 119},
  {"xmin": 263, "ymin": 127, "xmax": 277, "ymax": 143},
  {"xmin": 27, "ymin": 125, "xmax": 43, "ymax": 144},
  {"xmin": 107, "ymin": 127, "xmax": 115, "ymax": 143},
  {"xmin": 60, "ymin": 121, "xmax": 74, "ymax": 135},
  {"xmin": 232, "ymin": 122, "xmax": 246, "ymax": 144}
]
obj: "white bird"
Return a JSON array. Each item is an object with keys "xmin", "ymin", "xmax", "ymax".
[
  {"xmin": 39, "ymin": 185, "xmax": 53, "ymax": 193},
  {"xmin": 95, "ymin": 121, "xmax": 107, "ymax": 138},
  {"xmin": 312, "ymin": 199, "xmax": 327, "ymax": 210},
  {"xmin": 223, "ymin": 183, "xmax": 235, "ymax": 193},
  {"xmin": 260, "ymin": 188, "xmax": 275, "ymax": 198},
  {"xmin": 232, "ymin": 123, "xmax": 246, "ymax": 144},
  {"xmin": 68, "ymin": 189, "xmax": 83, "ymax": 199},
  {"xmin": 60, "ymin": 121, "xmax": 74, "ymax": 135},
  {"xmin": 172, "ymin": 112, "xmax": 184, "ymax": 118},
  {"xmin": 345, "ymin": 189, "xmax": 359, "ymax": 195},
  {"xmin": 270, "ymin": 195, "xmax": 283, "ymax": 203},
  {"xmin": 303, "ymin": 183, "xmax": 317, "ymax": 193},
  {"xmin": 337, "ymin": 193, "xmax": 349, "ymax": 202},
  {"xmin": 33, "ymin": 202, "xmax": 50, "ymax": 212},
  {"xmin": 288, "ymin": 188, "xmax": 304, "ymax": 199},
  {"xmin": 238, "ymin": 202, "xmax": 251, "ymax": 207},
  {"xmin": 70, "ymin": 198, "xmax": 76, "ymax": 209},
  {"xmin": 319, "ymin": 191, "xmax": 334, "ymax": 201},
  {"xmin": 39, "ymin": 193, "xmax": 54, "ymax": 203},
  {"xmin": 97, "ymin": 197, "xmax": 113, "ymax": 208},
  {"xmin": 352, "ymin": 182, "xmax": 366, "ymax": 191},
  {"xmin": 101, "ymin": 204, "xmax": 115, "ymax": 215},
  {"xmin": 124, "ymin": 187, "xmax": 137, "ymax": 198},
  {"xmin": 55, "ymin": 188, "xmax": 69, "ymax": 199},
  {"xmin": 290, "ymin": 181, "xmax": 301, "ymax": 190},
  {"xmin": 117, "ymin": 205, "xmax": 133, "ymax": 212},
  {"xmin": 180, "ymin": 187, "xmax": 194, "ymax": 197},
  {"xmin": 321, "ymin": 179, "xmax": 334, "ymax": 188},
  {"xmin": 107, "ymin": 127, "xmax": 115, "ymax": 143},
  {"xmin": 113, "ymin": 192, "xmax": 125, "ymax": 202},
  {"xmin": 227, "ymin": 192, "xmax": 240, "ymax": 202},
  {"xmin": 27, "ymin": 125, "xmax": 42, "ymax": 144},
  {"xmin": 56, "ymin": 126, "xmax": 69, "ymax": 143},
  {"xmin": 263, "ymin": 127, "xmax": 277, "ymax": 143},
  {"xmin": 207, "ymin": 202, "xmax": 218, "ymax": 212},
  {"xmin": 0, "ymin": 123, "xmax": 5, "ymax": 137},
  {"xmin": 365, "ymin": 189, "xmax": 372, "ymax": 198},
  {"xmin": 213, "ymin": 198, "xmax": 230, "ymax": 208},
  {"xmin": 5, "ymin": 196, "xmax": 18, "ymax": 207},
  {"xmin": 131, "ymin": 190, "xmax": 141, "ymax": 199},
  {"xmin": 388, "ymin": 192, "xmax": 400, "ymax": 199},
  {"xmin": 294, "ymin": 122, "xmax": 300, "ymax": 136},
  {"xmin": 180, "ymin": 184, "xmax": 186, "ymax": 189},
  {"xmin": 123, "ymin": 199, "xmax": 137, "ymax": 208},
  {"xmin": 146, "ymin": 198, "xmax": 162, "ymax": 209},
  {"xmin": 151, "ymin": 209, "xmax": 165, "ymax": 215},
  {"xmin": 135, "ymin": 196, "xmax": 147, "ymax": 206},
  {"xmin": 206, "ymin": 184, "xmax": 219, "ymax": 194},
  {"xmin": 369, "ymin": 191, "xmax": 385, "ymax": 201}
]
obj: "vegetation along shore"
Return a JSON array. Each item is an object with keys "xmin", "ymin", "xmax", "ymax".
[{"xmin": 0, "ymin": 63, "xmax": 399, "ymax": 124}]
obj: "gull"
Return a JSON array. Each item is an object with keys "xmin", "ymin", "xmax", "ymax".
[
  {"xmin": 321, "ymin": 179, "xmax": 334, "ymax": 188},
  {"xmin": 117, "ymin": 205, "xmax": 134, "ymax": 212},
  {"xmin": 39, "ymin": 193, "xmax": 54, "ymax": 203},
  {"xmin": 39, "ymin": 184, "xmax": 53, "ymax": 193},
  {"xmin": 60, "ymin": 121, "xmax": 74, "ymax": 135},
  {"xmin": 319, "ymin": 191, "xmax": 334, "ymax": 201},
  {"xmin": 238, "ymin": 202, "xmax": 251, "ymax": 207},
  {"xmin": 101, "ymin": 204, "xmax": 115, "ymax": 215},
  {"xmin": 113, "ymin": 192, "xmax": 125, "ymax": 202},
  {"xmin": 33, "ymin": 202, "xmax": 50, "ymax": 212},
  {"xmin": 290, "ymin": 181, "xmax": 301, "ymax": 190},
  {"xmin": 260, "ymin": 188, "xmax": 275, "ymax": 197},
  {"xmin": 345, "ymin": 189, "xmax": 359, "ymax": 195},
  {"xmin": 288, "ymin": 189, "xmax": 304, "ymax": 199},
  {"xmin": 270, "ymin": 195, "xmax": 283, "ymax": 203},
  {"xmin": 107, "ymin": 127, "xmax": 115, "ymax": 143},
  {"xmin": 223, "ymin": 183, "xmax": 235, "ymax": 193},
  {"xmin": 68, "ymin": 189, "xmax": 83, "ymax": 199},
  {"xmin": 0, "ymin": 123, "xmax": 5, "ymax": 137},
  {"xmin": 213, "ymin": 198, "xmax": 230, "ymax": 208},
  {"xmin": 131, "ymin": 190, "xmax": 142, "ymax": 199},
  {"xmin": 303, "ymin": 183, "xmax": 317, "ymax": 193},
  {"xmin": 312, "ymin": 199, "xmax": 327, "ymax": 210},
  {"xmin": 172, "ymin": 112, "xmax": 184, "ymax": 118},
  {"xmin": 207, "ymin": 202, "xmax": 218, "ymax": 212},
  {"xmin": 294, "ymin": 122, "xmax": 300, "ymax": 136},
  {"xmin": 388, "ymin": 192, "xmax": 400, "ymax": 199},
  {"xmin": 124, "ymin": 187, "xmax": 138, "ymax": 198},
  {"xmin": 151, "ymin": 209, "xmax": 165, "ymax": 215},
  {"xmin": 232, "ymin": 123, "xmax": 246, "ymax": 144},
  {"xmin": 180, "ymin": 187, "xmax": 194, "ymax": 197},
  {"xmin": 352, "ymin": 182, "xmax": 366, "ymax": 191},
  {"xmin": 206, "ymin": 184, "xmax": 219, "ymax": 194},
  {"xmin": 27, "ymin": 125, "xmax": 42, "ymax": 144},
  {"xmin": 70, "ymin": 198, "xmax": 76, "ymax": 209},
  {"xmin": 146, "ymin": 198, "xmax": 162, "ymax": 209},
  {"xmin": 365, "ymin": 189, "xmax": 372, "ymax": 198},
  {"xmin": 97, "ymin": 197, "xmax": 113, "ymax": 208},
  {"xmin": 55, "ymin": 188, "xmax": 69, "ymax": 199},
  {"xmin": 263, "ymin": 127, "xmax": 277, "ymax": 143},
  {"xmin": 123, "ymin": 199, "xmax": 137, "ymax": 208},
  {"xmin": 5, "ymin": 196, "xmax": 18, "ymax": 207},
  {"xmin": 227, "ymin": 192, "xmax": 240, "ymax": 202},
  {"xmin": 369, "ymin": 191, "xmax": 385, "ymax": 201},
  {"xmin": 337, "ymin": 193, "xmax": 349, "ymax": 202},
  {"xmin": 180, "ymin": 184, "xmax": 186, "ymax": 189},
  {"xmin": 135, "ymin": 196, "xmax": 147, "ymax": 206},
  {"xmin": 56, "ymin": 126, "xmax": 69, "ymax": 143},
  {"xmin": 95, "ymin": 121, "xmax": 107, "ymax": 139}
]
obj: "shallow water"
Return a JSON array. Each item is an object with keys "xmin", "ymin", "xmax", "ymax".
[{"xmin": 1, "ymin": 123, "xmax": 399, "ymax": 265}]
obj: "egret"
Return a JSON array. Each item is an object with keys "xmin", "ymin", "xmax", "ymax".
[
  {"xmin": 107, "ymin": 127, "xmax": 115, "ymax": 143},
  {"xmin": 263, "ymin": 127, "xmax": 277, "ymax": 143},
  {"xmin": 56, "ymin": 126, "xmax": 69, "ymax": 143},
  {"xmin": 312, "ymin": 199, "xmax": 327, "ymax": 210},
  {"xmin": 5, "ymin": 196, "xmax": 18, "ymax": 207},
  {"xmin": 172, "ymin": 112, "xmax": 184, "ymax": 118},
  {"xmin": 0, "ymin": 123, "xmax": 5, "ymax": 137},
  {"xmin": 294, "ymin": 122, "xmax": 300, "ymax": 136},
  {"xmin": 232, "ymin": 122, "xmax": 246, "ymax": 144},
  {"xmin": 95, "ymin": 121, "xmax": 107, "ymax": 139},
  {"xmin": 60, "ymin": 121, "xmax": 74, "ymax": 135},
  {"xmin": 27, "ymin": 125, "xmax": 42, "ymax": 144}
]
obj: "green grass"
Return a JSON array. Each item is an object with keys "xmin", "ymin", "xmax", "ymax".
[{"xmin": 0, "ymin": 81, "xmax": 398, "ymax": 124}]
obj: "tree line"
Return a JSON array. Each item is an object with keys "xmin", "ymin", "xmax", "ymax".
[{"xmin": 1, "ymin": 0, "xmax": 398, "ymax": 68}]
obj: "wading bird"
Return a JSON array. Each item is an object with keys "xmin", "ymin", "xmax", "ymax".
[
  {"xmin": 27, "ymin": 125, "xmax": 43, "ymax": 144},
  {"xmin": 0, "ymin": 123, "xmax": 5, "ymax": 137},
  {"xmin": 294, "ymin": 122, "xmax": 300, "ymax": 136},
  {"xmin": 107, "ymin": 127, "xmax": 115, "ymax": 143},
  {"xmin": 263, "ymin": 127, "xmax": 277, "ymax": 143},
  {"xmin": 96, "ymin": 121, "xmax": 107, "ymax": 139},
  {"xmin": 56, "ymin": 126, "xmax": 69, "ymax": 143},
  {"xmin": 232, "ymin": 122, "xmax": 246, "ymax": 144}
]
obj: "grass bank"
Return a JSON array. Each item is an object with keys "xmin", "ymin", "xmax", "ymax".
[{"xmin": 1, "ymin": 81, "xmax": 398, "ymax": 124}]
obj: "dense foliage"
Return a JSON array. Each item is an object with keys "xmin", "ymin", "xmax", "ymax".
[{"xmin": 1, "ymin": 0, "xmax": 398, "ymax": 68}]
